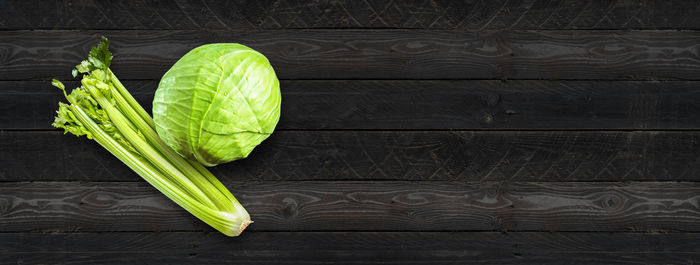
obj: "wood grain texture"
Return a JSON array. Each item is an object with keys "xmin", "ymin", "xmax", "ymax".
[
  {"xmin": 1, "ymin": 181, "xmax": 699, "ymax": 232},
  {"xmin": 3, "ymin": 0, "xmax": 700, "ymax": 263},
  {"xmin": 6, "ymin": 80, "xmax": 700, "ymax": 130},
  {"xmin": 2, "ymin": 0, "xmax": 700, "ymax": 30},
  {"xmin": 4, "ymin": 131, "xmax": 700, "ymax": 182},
  {"xmin": 2, "ymin": 30, "xmax": 700, "ymax": 80},
  {"xmin": 1, "ymin": 232, "xmax": 699, "ymax": 264},
  {"xmin": 0, "ymin": 81, "xmax": 150, "ymax": 130}
]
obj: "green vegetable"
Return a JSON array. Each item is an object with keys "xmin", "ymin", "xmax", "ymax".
[
  {"xmin": 153, "ymin": 43, "xmax": 281, "ymax": 166},
  {"xmin": 52, "ymin": 37, "xmax": 251, "ymax": 237}
]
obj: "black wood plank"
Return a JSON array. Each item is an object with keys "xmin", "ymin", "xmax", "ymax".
[
  {"xmin": 0, "ymin": 81, "xmax": 150, "ymax": 130},
  {"xmin": 2, "ymin": 30, "xmax": 700, "ymax": 80},
  {"xmin": 2, "ymin": 0, "xmax": 700, "ymax": 30},
  {"xmin": 4, "ymin": 131, "xmax": 700, "ymax": 182},
  {"xmin": 1, "ymin": 232, "xmax": 698, "ymax": 264},
  {"xmin": 1, "ymin": 181, "xmax": 698, "ymax": 232},
  {"xmin": 5, "ymin": 80, "xmax": 700, "ymax": 130}
]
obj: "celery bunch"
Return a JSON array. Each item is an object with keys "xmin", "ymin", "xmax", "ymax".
[{"xmin": 52, "ymin": 37, "xmax": 251, "ymax": 236}]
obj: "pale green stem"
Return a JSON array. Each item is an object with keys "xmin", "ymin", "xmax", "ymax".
[
  {"xmin": 82, "ymin": 80, "xmax": 218, "ymax": 209},
  {"xmin": 108, "ymin": 79, "xmax": 234, "ymax": 212},
  {"xmin": 69, "ymin": 104, "xmax": 249, "ymax": 236}
]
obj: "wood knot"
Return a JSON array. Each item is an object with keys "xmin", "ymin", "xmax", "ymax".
[
  {"xmin": 597, "ymin": 194, "xmax": 624, "ymax": 211},
  {"xmin": 281, "ymin": 197, "xmax": 298, "ymax": 219}
]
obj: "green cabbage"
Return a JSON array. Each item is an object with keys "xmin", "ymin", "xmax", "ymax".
[{"xmin": 153, "ymin": 44, "xmax": 281, "ymax": 166}]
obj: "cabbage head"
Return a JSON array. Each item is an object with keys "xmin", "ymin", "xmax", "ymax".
[{"xmin": 153, "ymin": 43, "xmax": 281, "ymax": 166}]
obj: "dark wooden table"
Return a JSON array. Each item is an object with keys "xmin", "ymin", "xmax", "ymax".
[{"xmin": 2, "ymin": 1, "xmax": 700, "ymax": 264}]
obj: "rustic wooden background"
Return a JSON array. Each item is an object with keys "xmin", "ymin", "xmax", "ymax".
[{"xmin": 2, "ymin": 0, "xmax": 700, "ymax": 264}]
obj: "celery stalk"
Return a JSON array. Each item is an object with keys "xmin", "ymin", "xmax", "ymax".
[{"xmin": 51, "ymin": 37, "xmax": 251, "ymax": 236}]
